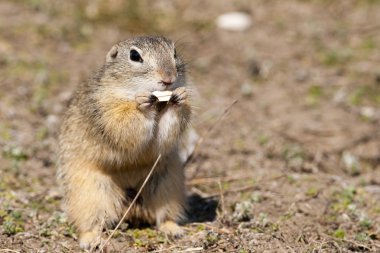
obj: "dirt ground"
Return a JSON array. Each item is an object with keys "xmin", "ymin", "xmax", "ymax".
[{"xmin": 1, "ymin": 0, "xmax": 380, "ymax": 252}]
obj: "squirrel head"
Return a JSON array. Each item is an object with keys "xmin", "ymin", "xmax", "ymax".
[{"xmin": 99, "ymin": 36, "xmax": 186, "ymax": 100}]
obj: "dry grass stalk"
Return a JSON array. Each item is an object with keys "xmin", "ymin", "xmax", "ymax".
[
  {"xmin": 186, "ymin": 99, "xmax": 239, "ymax": 178},
  {"xmin": 187, "ymin": 175, "xmax": 248, "ymax": 186}
]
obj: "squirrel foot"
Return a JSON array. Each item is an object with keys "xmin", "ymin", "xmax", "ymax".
[
  {"xmin": 158, "ymin": 220, "xmax": 184, "ymax": 238},
  {"xmin": 79, "ymin": 231, "xmax": 103, "ymax": 251}
]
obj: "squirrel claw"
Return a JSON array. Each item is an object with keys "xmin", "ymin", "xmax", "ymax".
[
  {"xmin": 170, "ymin": 87, "xmax": 187, "ymax": 105},
  {"xmin": 136, "ymin": 92, "xmax": 157, "ymax": 111}
]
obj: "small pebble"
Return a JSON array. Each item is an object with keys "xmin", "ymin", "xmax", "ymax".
[
  {"xmin": 240, "ymin": 82, "xmax": 253, "ymax": 97},
  {"xmin": 360, "ymin": 106, "xmax": 375, "ymax": 119},
  {"xmin": 46, "ymin": 114, "xmax": 59, "ymax": 130},
  {"xmin": 232, "ymin": 201, "xmax": 254, "ymax": 222}
]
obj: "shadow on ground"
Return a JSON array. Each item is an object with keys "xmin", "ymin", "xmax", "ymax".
[{"xmin": 185, "ymin": 193, "xmax": 218, "ymax": 223}]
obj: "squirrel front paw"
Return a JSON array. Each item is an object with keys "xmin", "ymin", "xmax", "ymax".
[
  {"xmin": 135, "ymin": 91, "xmax": 158, "ymax": 111},
  {"xmin": 170, "ymin": 87, "xmax": 188, "ymax": 105}
]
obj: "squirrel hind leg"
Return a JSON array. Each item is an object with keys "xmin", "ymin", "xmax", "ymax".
[
  {"xmin": 63, "ymin": 162, "xmax": 125, "ymax": 249},
  {"xmin": 150, "ymin": 158, "xmax": 187, "ymax": 237}
]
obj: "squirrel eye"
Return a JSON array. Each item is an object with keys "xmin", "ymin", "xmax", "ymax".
[{"xmin": 130, "ymin": 49, "xmax": 143, "ymax": 63}]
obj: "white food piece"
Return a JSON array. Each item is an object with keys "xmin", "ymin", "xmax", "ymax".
[
  {"xmin": 216, "ymin": 12, "xmax": 252, "ymax": 32},
  {"xmin": 152, "ymin": 90, "xmax": 173, "ymax": 102}
]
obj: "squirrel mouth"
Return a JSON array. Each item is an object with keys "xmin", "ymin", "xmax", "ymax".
[
  {"xmin": 156, "ymin": 83, "xmax": 173, "ymax": 91},
  {"xmin": 161, "ymin": 81, "xmax": 173, "ymax": 86}
]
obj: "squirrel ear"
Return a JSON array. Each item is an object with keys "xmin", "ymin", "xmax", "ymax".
[{"xmin": 106, "ymin": 45, "xmax": 118, "ymax": 62}]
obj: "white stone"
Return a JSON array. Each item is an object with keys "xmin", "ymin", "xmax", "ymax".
[{"xmin": 216, "ymin": 12, "xmax": 252, "ymax": 32}]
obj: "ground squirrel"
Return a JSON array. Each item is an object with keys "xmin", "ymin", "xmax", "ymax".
[{"xmin": 57, "ymin": 36, "xmax": 194, "ymax": 249}]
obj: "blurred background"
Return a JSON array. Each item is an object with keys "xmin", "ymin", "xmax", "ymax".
[{"xmin": 0, "ymin": 0, "xmax": 380, "ymax": 252}]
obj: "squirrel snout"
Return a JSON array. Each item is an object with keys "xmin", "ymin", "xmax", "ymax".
[
  {"xmin": 161, "ymin": 78, "xmax": 176, "ymax": 86},
  {"xmin": 159, "ymin": 70, "xmax": 177, "ymax": 86}
]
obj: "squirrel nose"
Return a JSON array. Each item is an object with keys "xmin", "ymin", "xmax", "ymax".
[
  {"xmin": 158, "ymin": 69, "xmax": 177, "ymax": 86},
  {"xmin": 161, "ymin": 75, "xmax": 176, "ymax": 86}
]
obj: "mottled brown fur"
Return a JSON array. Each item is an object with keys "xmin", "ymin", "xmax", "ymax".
[{"xmin": 57, "ymin": 36, "xmax": 192, "ymax": 249}]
